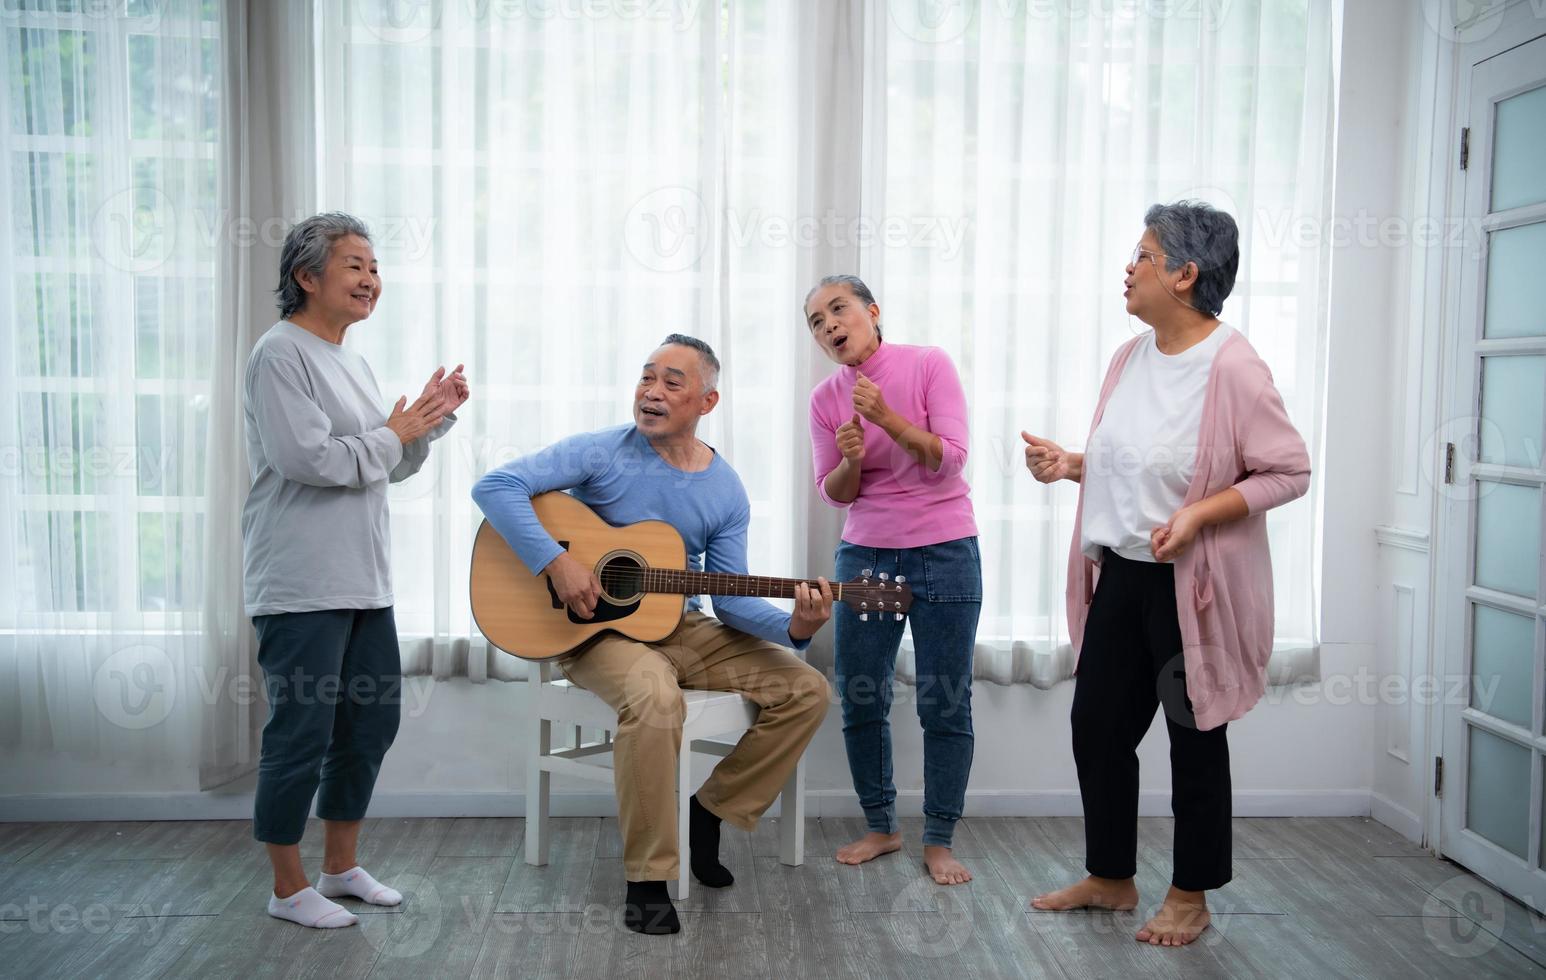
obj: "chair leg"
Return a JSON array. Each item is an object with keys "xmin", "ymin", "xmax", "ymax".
[
  {"xmin": 670, "ymin": 740, "xmax": 691, "ymax": 901},
  {"xmin": 778, "ymin": 755, "xmax": 805, "ymax": 867},
  {"xmin": 526, "ymin": 716, "xmax": 551, "ymax": 867}
]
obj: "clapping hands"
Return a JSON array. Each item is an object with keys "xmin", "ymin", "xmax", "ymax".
[
  {"xmin": 419, "ymin": 363, "xmax": 470, "ymax": 415},
  {"xmin": 387, "ymin": 364, "xmax": 470, "ymax": 444}
]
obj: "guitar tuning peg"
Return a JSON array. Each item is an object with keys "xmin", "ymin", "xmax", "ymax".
[
  {"xmin": 894, "ymin": 612, "xmax": 903, "ymax": 621},
  {"xmin": 860, "ymin": 613, "xmax": 869, "ymax": 622},
  {"xmin": 879, "ymin": 572, "xmax": 889, "ymax": 581},
  {"xmin": 895, "ymin": 575, "xmax": 906, "ymax": 584},
  {"xmin": 861, "ymin": 568, "xmax": 873, "ymax": 578}
]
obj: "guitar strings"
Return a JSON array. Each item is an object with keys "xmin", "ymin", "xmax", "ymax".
[
  {"xmin": 593, "ymin": 570, "xmax": 826, "ymax": 586},
  {"xmin": 590, "ymin": 571, "xmax": 822, "ymax": 587},
  {"xmin": 589, "ymin": 567, "xmax": 872, "ymax": 599}
]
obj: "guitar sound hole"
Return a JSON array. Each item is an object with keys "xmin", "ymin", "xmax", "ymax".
[{"xmin": 598, "ymin": 553, "xmax": 646, "ymax": 603}]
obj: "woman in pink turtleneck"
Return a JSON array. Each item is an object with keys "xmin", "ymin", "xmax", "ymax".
[{"xmin": 805, "ymin": 274, "xmax": 981, "ymax": 888}]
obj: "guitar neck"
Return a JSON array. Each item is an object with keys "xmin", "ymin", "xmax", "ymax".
[{"xmin": 640, "ymin": 569, "xmax": 842, "ymax": 601}]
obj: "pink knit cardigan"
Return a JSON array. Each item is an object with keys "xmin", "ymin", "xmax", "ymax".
[{"xmin": 1066, "ymin": 330, "xmax": 1312, "ymax": 731}]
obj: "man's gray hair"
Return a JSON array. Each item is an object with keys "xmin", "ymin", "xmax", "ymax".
[
  {"xmin": 1143, "ymin": 201, "xmax": 1239, "ymax": 318},
  {"xmin": 659, "ymin": 333, "xmax": 721, "ymax": 393},
  {"xmin": 274, "ymin": 212, "xmax": 373, "ymax": 318}
]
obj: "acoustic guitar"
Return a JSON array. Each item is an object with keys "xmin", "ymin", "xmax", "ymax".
[{"xmin": 469, "ymin": 491, "xmax": 913, "ymax": 661}]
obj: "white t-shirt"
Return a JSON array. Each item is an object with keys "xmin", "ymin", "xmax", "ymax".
[{"xmin": 1080, "ymin": 324, "xmax": 1235, "ymax": 563}]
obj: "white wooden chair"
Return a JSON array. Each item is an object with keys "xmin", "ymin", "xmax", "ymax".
[{"xmin": 523, "ymin": 660, "xmax": 805, "ymax": 900}]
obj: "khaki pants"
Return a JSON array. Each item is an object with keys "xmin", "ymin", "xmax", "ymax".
[{"xmin": 558, "ymin": 611, "xmax": 830, "ymax": 882}]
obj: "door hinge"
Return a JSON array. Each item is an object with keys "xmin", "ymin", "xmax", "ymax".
[
  {"xmin": 1435, "ymin": 756, "xmax": 1444, "ymax": 798},
  {"xmin": 1444, "ymin": 442, "xmax": 1456, "ymax": 484},
  {"xmin": 1460, "ymin": 127, "xmax": 1469, "ymax": 170}
]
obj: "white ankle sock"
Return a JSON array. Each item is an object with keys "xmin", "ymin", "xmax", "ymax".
[
  {"xmin": 317, "ymin": 866, "xmax": 403, "ymax": 906},
  {"xmin": 267, "ymin": 887, "xmax": 358, "ymax": 928}
]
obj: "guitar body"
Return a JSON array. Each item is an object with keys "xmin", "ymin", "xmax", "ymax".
[{"xmin": 469, "ymin": 492, "xmax": 688, "ymax": 660}]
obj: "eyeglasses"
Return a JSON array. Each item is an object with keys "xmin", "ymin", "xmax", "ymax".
[{"xmin": 1129, "ymin": 245, "xmax": 1167, "ymax": 268}]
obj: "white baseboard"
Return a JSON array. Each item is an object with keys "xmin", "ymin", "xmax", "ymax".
[
  {"xmin": 0, "ymin": 788, "xmax": 1377, "ymax": 823},
  {"xmin": 1369, "ymin": 791, "xmax": 1425, "ymax": 845},
  {"xmin": 0, "ymin": 792, "xmax": 600, "ymax": 822},
  {"xmin": 859, "ymin": 789, "xmax": 1375, "ymax": 820}
]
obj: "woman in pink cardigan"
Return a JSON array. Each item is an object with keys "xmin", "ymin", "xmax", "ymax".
[{"xmin": 1024, "ymin": 202, "xmax": 1310, "ymax": 947}]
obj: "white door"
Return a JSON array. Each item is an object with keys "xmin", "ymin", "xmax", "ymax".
[{"xmin": 1438, "ymin": 31, "xmax": 1546, "ymax": 914}]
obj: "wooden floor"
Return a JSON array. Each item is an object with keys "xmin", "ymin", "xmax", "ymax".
[{"xmin": 1, "ymin": 815, "xmax": 1544, "ymax": 978}]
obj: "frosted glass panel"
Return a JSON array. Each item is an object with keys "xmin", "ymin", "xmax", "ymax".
[
  {"xmin": 1475, "ymin": 482, "xmax": 1540, "ymax": 597},
  {"xmin": 1485, "ymin": 222, "xmax": 1546, "ymax": 339},
  {"xmin": 1479, "ymin": 355, "xmax": 1545, "ymax": 468},
  {"xmin": 1492, "ymin": 84, "xmax": 1546, "ymax": 212},
  {"xmin": 1471, "ymin": 604, "xmax": 1535, "ymax": 728},
  {"xmin": 1467, "ymin": 725, "xmax": 1530, "ymax": 858}
]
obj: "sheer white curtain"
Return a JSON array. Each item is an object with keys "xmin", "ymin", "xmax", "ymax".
[
  {"xmin": 199, "ymin": 0, "xmax": 316, "ymax": 788},
  {"xmin": 866, "ymin": 0, "xmax": 1333, "ymax": 688},
  {"xmin": 319, "ymin": 0, "xmax": 1332, "ymax": 688},
  {"xmin": 316, "ymin": 1, "xmax": 809, "ymax": 680},
  {"xmin": 0, "ymin": 0, "xmax": 218, "ymax": 761},
  {"xmin": 0, "ymin": 1, "xmax": 1334, "ymax": 771}
]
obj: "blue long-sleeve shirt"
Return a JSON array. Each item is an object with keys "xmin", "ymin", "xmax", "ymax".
[{"xmin": 471, "ymin": 424, "xmax": 806, "ymax": 649}]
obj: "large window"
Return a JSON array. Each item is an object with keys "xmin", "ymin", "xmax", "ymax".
[
  {"xmin": 4, "ymin": 0, "xmax": 218, "ymax": 631},
  {"xmin": 870, "ymin": 1, "xmax": 1329, "ymax": 678},
  {"xmin": 318, "ymin": 0, "xmax": 808, "ymax": 672},
  {"xmin": 322, "ymin": 0, "xmax": 1330, "ymax": 681},
  {"xmin": 0, "ymin": 0, "xmax": 1330, "ymax": 699}
]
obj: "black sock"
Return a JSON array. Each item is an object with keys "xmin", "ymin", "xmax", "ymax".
[
  {"xmin": 689, "ymin": 794, "xmax": 734, "ymax": 888},
  {"xmin": 623, "ymin": 880, "xmax": 680, "ymax": 935}
]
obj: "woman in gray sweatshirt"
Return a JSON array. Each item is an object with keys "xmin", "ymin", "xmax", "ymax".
[{"xmin": 241, "ymin": 212, "xmax": 468, "ymax": 928}]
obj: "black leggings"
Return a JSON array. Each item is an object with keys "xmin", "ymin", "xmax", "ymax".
[{"xmin": 1071, "ymin": 548, "xmax": 1232, "ymax": 892}]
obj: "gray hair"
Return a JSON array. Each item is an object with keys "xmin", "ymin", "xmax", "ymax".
[
  {"xmin": 659, "ymin": 333, "xmax": 721, "ymax": 394},
  {"xmin": 1143, "ymin": 201, "xmax": 1239, "ymax": 318},
  {"xmin": 274, "ymin": 212, "xmax": 373, "ymax": 318},
  {"xmin": 803, "ymin": 274, "xmax": 882, "ymax": 337}
]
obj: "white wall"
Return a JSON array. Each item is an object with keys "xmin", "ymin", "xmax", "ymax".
[
  {"xmin": 0, "ymin": 667, "xmax": 1375, "ymax": 822},
  {"xmin": 1324, "ymin": 0, "xmax": 1435, "ymax": 843}
]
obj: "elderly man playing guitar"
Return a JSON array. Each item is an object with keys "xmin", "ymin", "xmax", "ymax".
[{"xmin": 472, "ymin": 334, "xmax": 834, "ymax": 936}]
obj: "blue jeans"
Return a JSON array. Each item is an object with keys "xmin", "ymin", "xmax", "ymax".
[{"xmin": 834, "ymin": 537, "xmax": 981, "ymax": 848}]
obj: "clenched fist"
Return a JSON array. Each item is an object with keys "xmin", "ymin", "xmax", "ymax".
[
  {"xmin": 836, "ymin": 413, "xmax": 865, "ymax": 462},
  {"xmin": 852, "ymin": 372, "xmax": 892, "ymax": 426}
]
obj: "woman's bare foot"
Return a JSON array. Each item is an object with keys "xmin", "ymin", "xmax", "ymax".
[
  {"xmin": 1030, "ymin": 874, "xmax": 1139, "ymax": 911},
  {"xmin": 835, "ymin": 831, "xmax": 902, "ymax": 865},
  {"xmin": 1135, "ymin": 886, "xmax": 1211, "ymax": 946},
  {"xmin": 923, "ymin": 845, "xmax": 972, "ymax": 885}
]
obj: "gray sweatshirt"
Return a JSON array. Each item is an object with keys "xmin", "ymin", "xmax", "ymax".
[{"xmin": 241, "ymin": 320, "xmax": 454, "ymax": 616}]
